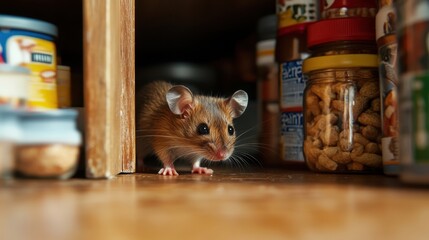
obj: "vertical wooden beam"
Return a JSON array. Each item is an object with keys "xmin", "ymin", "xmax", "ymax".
[
  {"xmin": 120, "ymin": 0, "xmax": 136, "ymax": 173},
  {"xmin": 83, "ymin": 0, "xmax": 135, "ymax": 178}
]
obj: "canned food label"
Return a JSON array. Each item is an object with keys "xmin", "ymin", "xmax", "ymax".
[
  {"xmin": 1, "ymin": 30, "xmax": 57, "ymax": 109},
  {"xmin": 277, "ymin": 0, "xmax": 318, "ymax": 28},
  {"xmin": 280, "ymin": 111, "xmax": 304, "ymax": 162},
  {"xmin": 375, "ymin": 5, "xmax": 396, "ymax": 41},
  {"xmin": 280, "ymin": 60, "xmax": 305, "ymax": 109},
  {"xmin": 399, "ymin": 72, "xmax": 429, "ymax": 165},
  {"xmin": 280, "ymin": 59, "xmax": 305, "ymax": 162},
  {"xmin": 379, "ymin": 41, "xmax": 400, "ymax": 165}
]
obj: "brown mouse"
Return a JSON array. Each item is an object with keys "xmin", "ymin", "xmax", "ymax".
[{"xmin": 137, "ymin": 81, "xmax": 248, "ymax": 176}]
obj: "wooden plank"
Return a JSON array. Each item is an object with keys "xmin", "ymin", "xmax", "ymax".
[
  {"xmin": 83, "ymin": 0, "xmax": 122, "ymax": 178},
  {"xmin": 2, "ymin": 171, "xmax": 429, "ymax": 240},
  {"xmin": 120, "ymin": 0, "xmax": 136, "ymax": 173}
]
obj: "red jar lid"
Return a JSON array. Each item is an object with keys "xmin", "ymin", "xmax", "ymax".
[
  {"xmin": 307, "ymin": 17, "xmax": 376, "ymax": 48},
  {"xmin": 278, "ymin": 22, "xmax": 312, "ymax": 37}
]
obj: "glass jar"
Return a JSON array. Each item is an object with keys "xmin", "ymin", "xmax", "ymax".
[
  {"xmin": 16, "ymin": 109, "xmax": 82, "ymax": 179},
  {"xmin": 302, "ymin": 54, "xmax": 382, "ymax": 173}
]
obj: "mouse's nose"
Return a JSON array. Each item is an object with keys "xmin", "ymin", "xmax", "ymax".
[
  {"xmin": 216, "ymin": 150, "xmax": 226, "ymax": 159},
  {"xmin": 215, "ymin": 146, "xmax": 230, "ymax": 160}
]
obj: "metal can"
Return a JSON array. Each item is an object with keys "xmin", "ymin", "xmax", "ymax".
[
  {"xmin": 0, "ymin": 14, "xmax": 58, "ymax": 109},
  {"xmin": 277, "ymin": 0, "xmax": 318, "ymax": 30},
  {"xmin": 396, "ymin": 0, "xmax": 429, "ymax": 184},
  {"xmin": 376, "ymin": 1, "xmax": 399, "ymax": 175},
  {"xmin": 0, "ymin": 64, "xmax": 30, "ymax": 108},
  {"xmin": 276, "ymin": 24, "xmax": 310, "ymax": 167},
  {"xmin": 378, "ymin": 35, "xmax": 399, "ymax": 175}
]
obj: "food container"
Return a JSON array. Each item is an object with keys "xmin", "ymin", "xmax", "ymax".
[
  {"xmin": 276, "ymin": 0, "xmax": 318, "ymax": 31},
  {"xmin": 0, "ymin": 106, "xmax": 21, "ymax": 179},
  {"xmin": 396, "ymin": 0, "xmax": 429, "ymax": 184},
  {"xmin": 57, "ymin": 65, "xmax": 71, "ymax": 108},
  {"xmin": 307, "ymin": 17, "xmax": 377, "ymax": 56},
  {"xmin": 302, "ymin": 54, "xmax": 382, "ymax": 172},
  {"xmin": 256, "ymin": 15, "xmax": 279, "ymax": 165},
  {"xmin": 375, "ymin": 2, "xmax": 396, "ymax": 42},
  {"xmin": 376, "ymin": 1, "xmax": 399, "ymax": 175},
  {"xmin": 276, "ymin": 24, "xmax": 310, "ymax": 167},
  {"xmin": 0, "ymin": 64, "xmax": 30, "ymax": 108},
  {"xmin": 320, "ymin": 0, "xmax": 377, "ymax": 19},
  {"xmin": 0, "ymin": 14, "xmax": 58, "ymax": 109},
  {"xmin": 15, "ymin": 109, "xmax": 81, "ymax": 179}
]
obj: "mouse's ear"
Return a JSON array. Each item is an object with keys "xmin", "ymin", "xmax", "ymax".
[
  {"xmin": 228, "ymin": 90, "xmax": 248, "ymax": 118},
  {"xmin": 166, "ymin": 85, "xmax": 194, "ymax": 118}
]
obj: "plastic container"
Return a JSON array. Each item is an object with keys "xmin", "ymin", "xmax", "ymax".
[
  {"xmin": 0, "ymin": 14, "xmax": 58, "ymax": 109},
  {"xmin": 276, "ymin": 24, "xmax": 310, "ymax": 167},
  {"xmin": 15, "ymin": 109, "xmax": 81, "ymax": 179},
  {"xmin": 0, "ymin": 106, "xmax": 21, "ymax": 179},
  {"xmin": 0, "ymin": 64, "xmax": 31, "ymax": 108},
  {"xmin": 256, "ymin": 15, "xmax": 279, "ymax": 165},
  {"xmin": 302, "ymin": 54, "xmax": 382, "ymax": 172},
  {"xmin": 320, "ymin": 0, "xmax": 377, "ymax": 19}
]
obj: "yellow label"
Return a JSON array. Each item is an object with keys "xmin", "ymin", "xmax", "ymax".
[
  {"xmin": 6, "ymin": 36, "xmax": 57, "ymax": 109},
  {"xmin": 277, "ymin": 0, "xmax": 318, "ymax": 28}
]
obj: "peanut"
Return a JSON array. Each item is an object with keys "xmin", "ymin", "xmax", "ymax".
[{"xmin": 303, "ymin": 76, "xmax": 382, "ymax": 172}]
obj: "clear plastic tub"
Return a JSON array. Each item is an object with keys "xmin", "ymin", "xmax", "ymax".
[{"xmin": 16, "ymin": 109, "xmax": 81, "ymax": 179}]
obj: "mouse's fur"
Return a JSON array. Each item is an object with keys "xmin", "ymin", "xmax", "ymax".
[{"xmin": 136, "ymin": 81, "xmax": 248, "ymax": 175}]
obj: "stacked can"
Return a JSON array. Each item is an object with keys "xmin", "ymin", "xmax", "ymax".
[
  {"xmin": 256, "ymin": 15, "xmax": 279, "ymax": 165},
  {"xmin": 0, "ymin": 15, "xmax": 58, "ymax": 109},
  {"xmin": 276, "ymin": 0, "xmax": 318, "ymax": 167},
  {"xmin": 376, "ymin": 0, "xmax": 399, "ymax": 175},
  {"xmin": 396, "ymin": 0, "xmax": 429, "ymax": 184}
]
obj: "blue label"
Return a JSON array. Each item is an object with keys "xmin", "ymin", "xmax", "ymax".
[
  {"xmin": 281, "ymin": 60, "xmax": 306, "ymax": 109},
  {"xmin": 0, "ymin": 29, "xmax": 54, "ymax": 63},
  {"xmin": 280, "ymin": 111, "xmax": 304, "ymax": 161}
]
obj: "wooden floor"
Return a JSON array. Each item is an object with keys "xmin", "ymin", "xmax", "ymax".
[{"xmin": 1, "ymin": 168, "xmax": 429, "ymax": 240}]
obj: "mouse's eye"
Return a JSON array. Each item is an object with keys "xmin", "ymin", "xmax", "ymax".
[
  {"xmin": 197, "ymin": 123, "xmax": 210, "ymax": 135},
  {"xmin": 228, "ymin": 125, "xmax": 234, "ymax": 136}
]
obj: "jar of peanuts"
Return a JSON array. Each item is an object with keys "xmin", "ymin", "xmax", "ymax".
[
  {"xmin": 302, "ymin": 54, "xmax": 382, "ymax": 172},
  {"xmin": 301, "ymin": 16, "xmax": 382, "ymax": 172}
]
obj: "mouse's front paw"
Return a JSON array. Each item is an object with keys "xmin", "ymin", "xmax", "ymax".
[
  {"xmin": 192, "ymin": 167, "xmax": 214, "ymax": 175},
  {"xmin": 158, "ymin": 167, "xmax": 179, "ymax": 176}
]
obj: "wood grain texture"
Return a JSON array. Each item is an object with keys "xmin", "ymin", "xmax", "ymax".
[
  {"xmin": 120, "ymin": 0, "xmax": 136, "ymax": 173},
  {"xmin": 1, "ymin": 170, "xmax": 429, "ymax": 240},
  {"xmin": 83, "ymin": 0, "xmax": 121, "ymax": 178}
]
